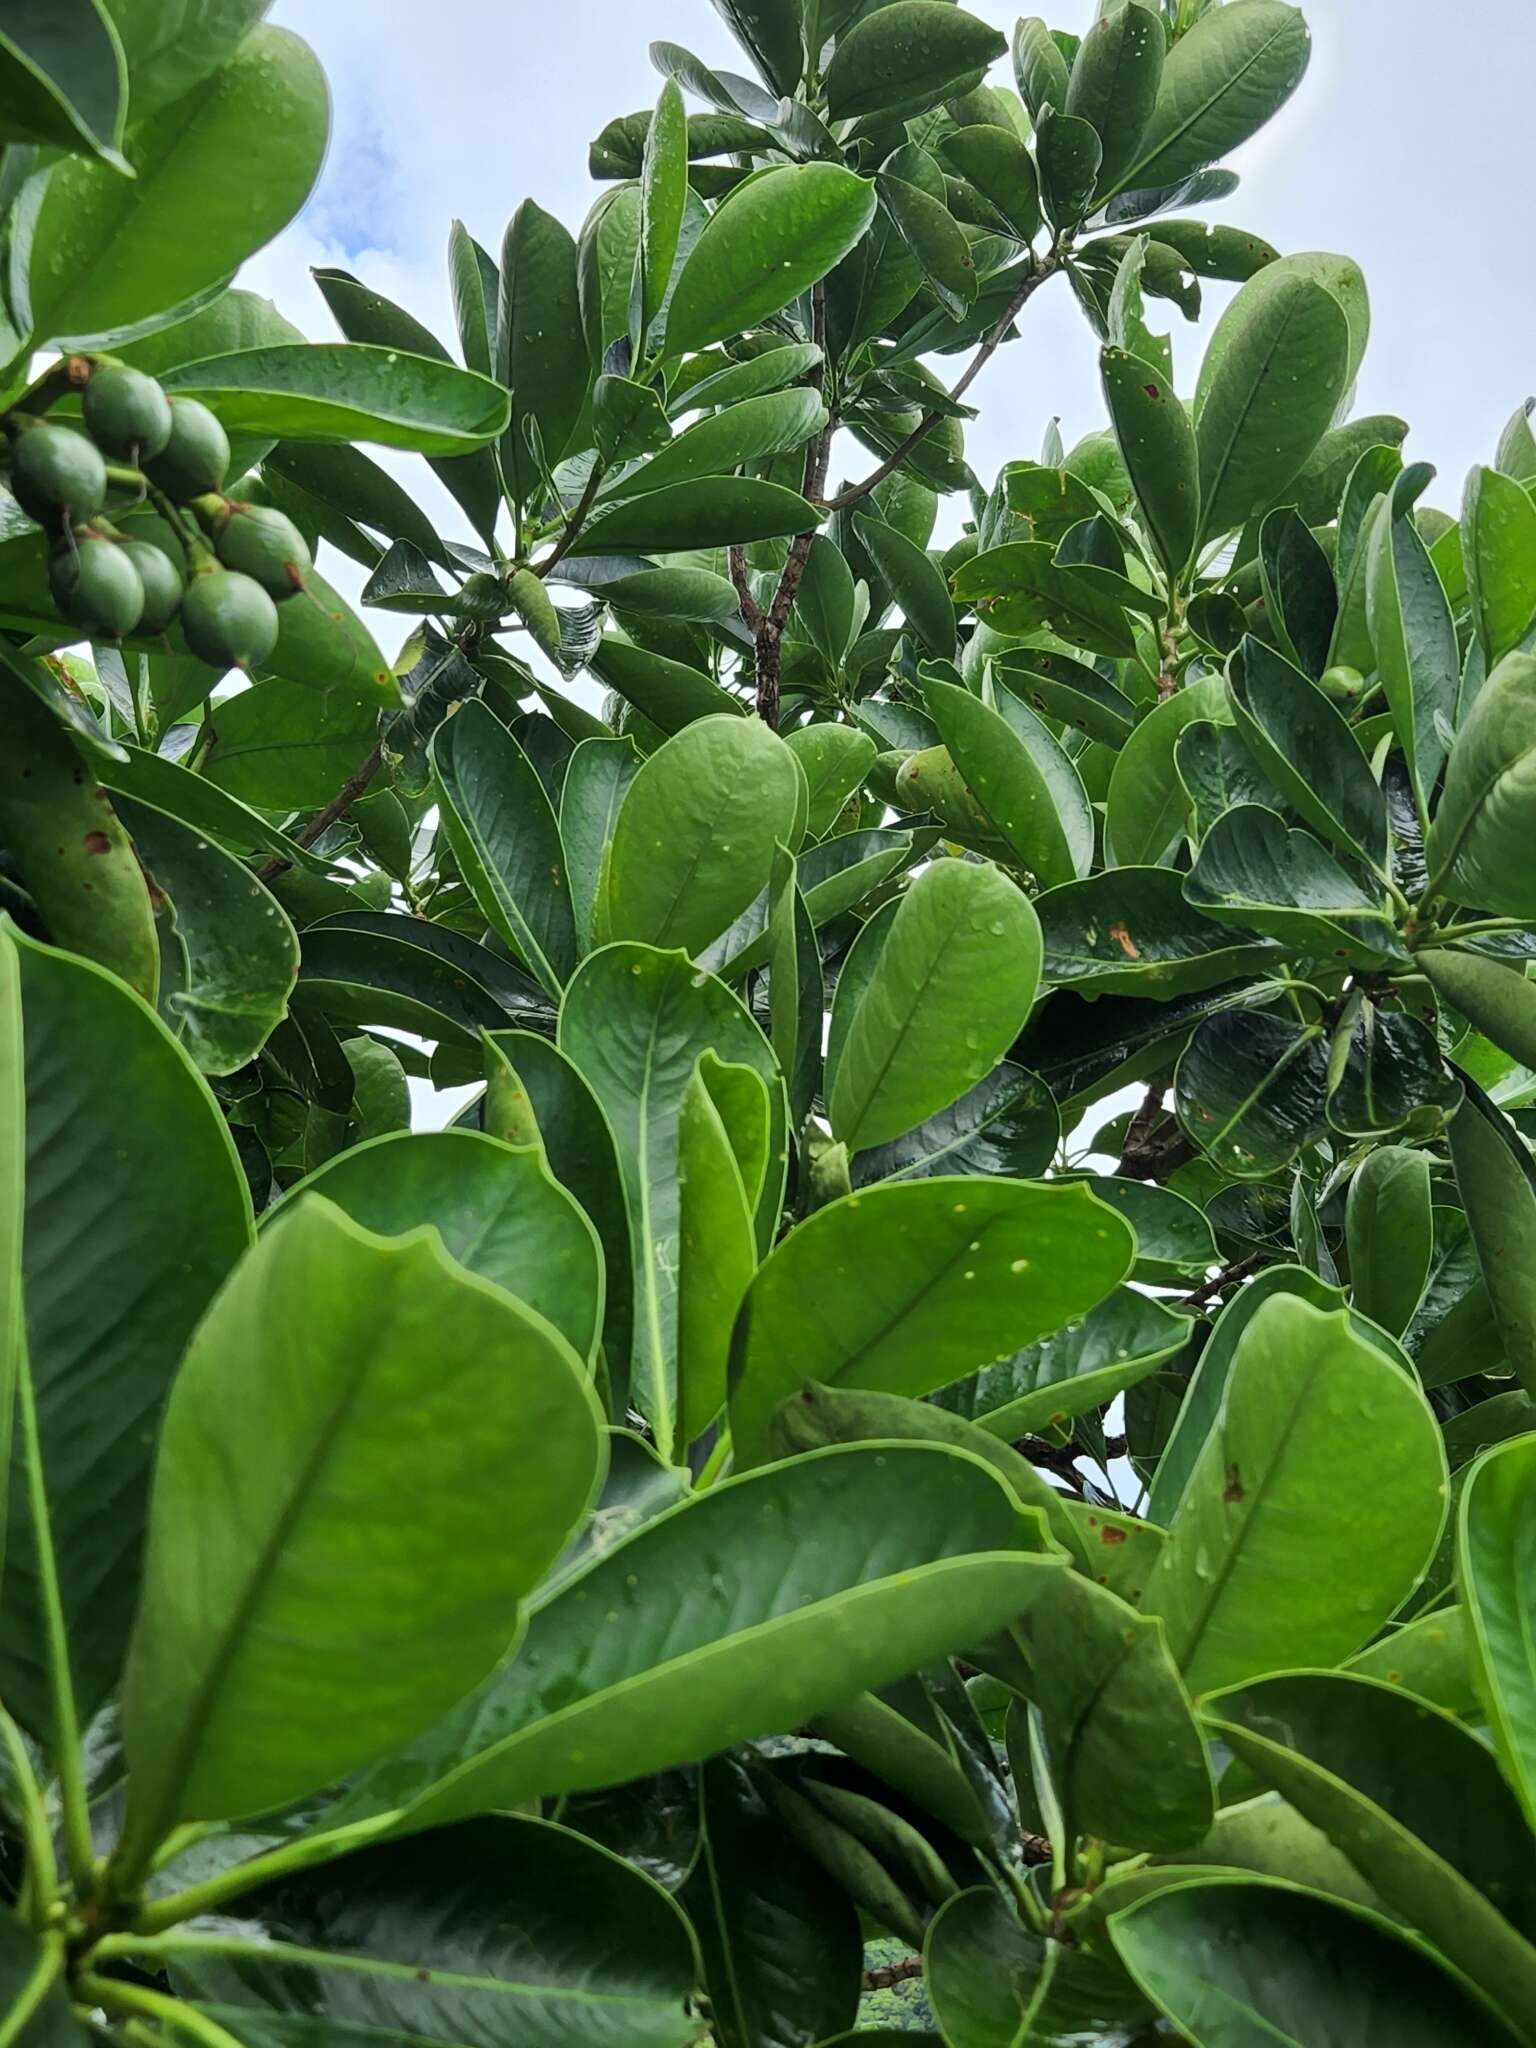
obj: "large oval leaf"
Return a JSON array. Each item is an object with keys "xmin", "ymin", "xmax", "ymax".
[
  {"xmin": 1426, "ymin": 650, "xmax": 1536, "ymax": 916},
  {"xmin": 924, "ymin": 676, "xmax": 1090, "ymax": 889},
  {"xmin": 828, "ymin": 858, "xmax": 1042, "ymax": 1153},
  {"xmin": 824, "ymin": 2, "xmax": 1006, "ymax": 121},
  {"xmin": 1459, "ymin": 1436, "xmax": 1536, "ymax": 1830},
  {"xmin": 1143, "ymin": 1296, "xmax": 1447, "ymax": 1695},
  {"xmin": 729, "ymin": 1177, "xmax": 1134, "ymax": 1466},
  {"xmin": 1037, "ymin": 866, "xmax": 1279, "ymax": 999},
  {"xmin": 117, "ymin": 1195, "xmax": 605, "ymax": 1863}
]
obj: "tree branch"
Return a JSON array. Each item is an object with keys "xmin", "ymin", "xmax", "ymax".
[
  {"xmin": 254, "ymin": 738, "xmax": 385, "ymax": 884},
  {"xmin": 534, "ymin": 457, "xmax": 606, "ymax": 578},
  {"xmin": 1179, "ymin": 1250, "xmax": 1266, "ymax": 1310},
  {"xmin": 820, "ymin": 249, "xmax": 1062, "ymax": 516},
  {"xmin": 863, "ymin": 1955, "xmax": 923, "ymax": 1991},
  {"xmin": 748, "ymin": 280, "xmax": 832, "ymax": 727}
]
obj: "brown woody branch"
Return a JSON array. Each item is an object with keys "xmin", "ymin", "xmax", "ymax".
[{"xmin": 254, "ymin": 738, "xmax": 385, "ymax": 884}]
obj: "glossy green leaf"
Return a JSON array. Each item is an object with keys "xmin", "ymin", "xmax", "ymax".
[
  {"xmin": 924, "ymin": 676, "xmax": 1090, "ymax": 889},
  {"xmin": 499, "ymin": 198, "xmax": 587, "ymax": 507},
  {"xmin": 205, "ymin": 678, "xmax": 378, "ymax": 812},
  {"xmin": 1258, "ymin": 505, "xmax": 1337, "ymax": 677},
  {"xmin": 939, "ymin": 125, "xmax": 1041, "ymax": 243},
  {"xmin": 1178, "ymin": 714, "xmax": 1288, "ymax": 838},
  {"xmin": 0, "ymin": 1906, "xmax": 78, "ymax": 2046},
  {"xmin": 1328, "ymin": 1003, "xmax": 1459, "ymax": 1140},
  {"xmin": 1345, "ymin": 1606, "xmax": 1481, "ymax": 1720},
  {"xmin": 576, "ymin": 476, "xmax": 820, "ymax": 554},
  {"xmin": 851, "ymin": 1061, "xmax": 1058, "ymax": 1188},
  {"xmin": 1101, "ymin": 344, "xmax": 1199, "ymax": 579},
  {"xmin": 1464, "ymin": 464, "xmax": 1536, "ymax": 668},
  {"xmin": 825, "ymin": 3, "xmax": 1007, "ymax": 120},
  {"xmin": 784, "ymin": 724, "xmax": 875, "ymax": 840},
  {"xmin": 1175, "ymin": 1009, "xmax": 1330, "ymax": 1178},
  {"xmin": 1111, "ymin": 1873, "xmax": 1517, "ymax": 2048},
  {"xmin": 1369, "ymin": 485, "xmax": 1460, "ymax": 823},
  {"xmin": 1089, "ymin": 1175, "xmax": 1216, "ymax": 1285},
  {"xmin": 677, "ymin": 1055, "xmax": 764, "ymax": 1447},
  {"xmin": 1422, "ymin": 948, "xmax": 1536, "ymax": 1070},
  {"xmin": 856, "ymin": 511, "xmax": 956, "ymax": 657},
  {"xmin": 730, "ymin": 1176, "xmax": 1134, "ymax": 1466},
  {"xmin": 1195, "ymin": 273, "xmax": 1350, "ymax": 541},
  {"xmin": 1066, "ymin": 3, "xmax": 1163, "ymax": 193},
  {"xmin": 1109, "ymin": 2, "xmax": 1311, "ymax": 196},
  {"xmin": 0, "ymin": 0, "xmax": 127, "ymax": 169},
  {"xmin": 1227, "ymin": 636, "xmax": 1388, "ymax": 871},
  {"xmin": 1037, "ymin": 865, "xmax": 1279, "ymax": 998},
  {"xmin": 118, "ymin": 1195, "xmax": 603, "ymax": 1861},
  {"xmin": 1345, "ymin": 1145, "xmax": 1433, "ymax": 1339},
  {"xmin": 559, "ymin": 945, "xmax": 784, "ymax": 1460},
  {"xmin": 26, "ymin": 27, "xmax": 327, "ymax": 348},
  {"xmin": 953, "ymin": 541, "xmax": 1138, "ymax": 658},
  {"xmin": 276, "ymin": 1130, "xmax": 604, "ymax": 1366},
  {"xmin": 159, "ymin": 344, "xmax": 508, "ymax": 455},
  {"xmin": 1184, "ymin": 805, "xmax": 1403, "ymax": 967},
  {"xmin": 635, "ymin": 79, "xmax": 687, "ymax": 337},
  {"xmin": 1012, "ymin": 17, "xmax": 1070, "ymax": 120},
  {"xmin": 875, "ymin": 170, "xmax": 977, "ymax": 321},
  {"xmin": 1203, "ymin": 1672, "xmax": 1536, "ymax": 2040},
  {"xmin": 431, "ymin": 699, "xmax": 576, "ymax": 999},
  {"xmin": 1037, "ymin": 106, "xmax": 1104, "ymax": 231},
  {"xmin": 114, "ymin": 793, "xmax": 299, "ymax": 1077},
  {"xmin": 933, "ymin": 1284, "xmax": 1191, "ymax": 1442},
  {"xmin": 1447, "ymin": 1077, "xmax": 1536, "ymax": 1401},
  {"xmin": 1144, "ymin": 1297, "xmax": 1447, "ymax": 1694},
  {"xmin": 1107, "ymin": 675, "xmax": 1225, "ymax": 866},
  {"xmin": 928, "ymin": 1885, "xmax": 1147, "ymax": 2048},
  {"xmin": 828, "ymin": 857, "xmax": 1042, "ymax": 1153},
  {"xmin": 665, "ymin": 163, "xmax": 876, "ymax": 355},
  {"xmin": 1428, "ymin": 652, "xmax": 1536, "ymax": 916},
  {"xmin": 0, "ymin": 925, "xmax": 252, "ymax": 1742},
  {"xmin": 337, "ymin": 1442, "xmax": 1064, "ymax": 1832},
  {"xmin": 1459, "ymin": 1436, "xmax": 1536, "ymax": 1829},
  {"xmin": 588, "ymin": 634, "xmax": 744, "ymax": 732},
  {"xmin": 708, "ymin": 0, "xmax": 803, "ymax": 95},
  {"xmin": 996, "ymin": 646, "xmax": 1136, "ymax": 747},
  {"xmin": 561, "ymin": 736, "xmax": 642, "ymax": 955},
  {"xmin": 257, "ymin": 567, "xmax": 398, "ymax": 707},
  {"xmin": 620, "ymin": 387, "xmax": 827, "ymax": 497},
  {"xmin": 601, "ymin": 715, "xmax": 802, "ymax": 958}
]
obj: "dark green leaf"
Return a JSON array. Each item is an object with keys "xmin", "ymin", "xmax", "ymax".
[
  {"xmin": 1227, "ymin": 635, "xmax": 1387, "ymax": 871},
  {"xmin": 1176, "ymin": 1009, "xmax": 1330, "ymax": 1178},
  {"xmin": 499, "ymin": 199, "xmax": 587, "ymax": 507},
  {"xmin": 825, "ymin": 3, "xmax": 1007, "ymax": 121},
  {"xmin": 1184, "ymin": 804, "xmax": 1404, "ymax": 966},
  {"xmin": 1100, "ymin": 344, "xmax": 1200, "ymax": 579},
  {"xmin": 1038, "ymin": 865, "xmax": 1280, "ymax": 998}
]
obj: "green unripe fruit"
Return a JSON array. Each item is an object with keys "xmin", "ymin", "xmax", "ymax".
[
  {"xmin": 456, "ymin": 571, "xmax": 508, "ymax": 619},
  {"xmin": 82, "ymin": 364, "xmax": 173, "ymax": 460},
  {"xmin": 120, "ymin": 539, "xmax": 184, "ymax": 632},
  {"xmin": 49, "ymin": 535, "xmax": 144, "ymax": 637},
  {"xmin": 181, "ymin": 569, "xmax": 279, "ymax": 671},
  {"xmin": 1320, "ymin": 664, "xmax": 1365, "ymax": 702},
  {"xmin": 507, "ymin": 566, "xmax": 564, "ymax": 664},
  {"xmin": 143, "ymin": 397, "xmax": 230, "ymax": 497},
  {"xmin": 9, "ymin": 424, "xmax": 108, "ymax": 523},
  {"xmin": 213, "ymin": 502, "xmax": 312, "ymax": 599}
]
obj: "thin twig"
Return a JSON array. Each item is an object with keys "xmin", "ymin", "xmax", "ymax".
[
  {"xmin": 863, "ymin": 1955, "xmax": 923, "ymax": 1991},
  {"xmin": 820, "ymin": 249, "xmax": 1062, "ymax": 515},
  {"xmin": 1179, "ymin": 1250, "xmax": 1266, "ymax": 1310},
  {"xmin": 254, "ymin": 738, "xmax": 385, "ymax": 883},
  {"xmin": 535, "ymin": 457, "xmax": 606, "ymax": 578}
]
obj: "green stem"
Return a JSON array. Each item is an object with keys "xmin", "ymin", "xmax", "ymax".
[
  {"xmin": 1418, "ymin": 916, "xmax": 1532, "ymax": 944},
  {"xmin": 534, "ymin": 457, "xmax": 607, "ymax": 578},
  {"xmin": 695, "ymin": 1429, "xmax": 733, "ymax": 1490},
  {"xmin": 75, "ymin": 1977, "xmax": 247, "ymax": 2048},
  {"xmin": 0, "ymin": 1933, "xmax": 65, "ymax": 2048},
  {"xmin": 0, "ymin": 1699, "xmax": 58, "ymax": 1919},
  {"xmin": 129, "ymin": 1810, "xmax": 401, "ymax": 1935},
  {"xmin": 16, "ymin": 1360, "xmax": 95, "ymax": 1899}
]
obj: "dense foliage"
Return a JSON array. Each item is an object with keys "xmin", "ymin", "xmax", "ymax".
[{"xmin": 2, "ymin": 0, "xmax": 1536, "ymax": 2041}]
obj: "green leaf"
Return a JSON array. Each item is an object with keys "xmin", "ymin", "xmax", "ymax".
[
  {"xmin": 575, "ymin": 477, "xmax": 820, "ymax": 554},
  {"xmin": 1143, "ymin": 1297, "xmax": 1447, "ymax": 1694},
  {"xmin": 851, "ymin": 1060, "xmax": 1058, "ymax": 1188},
  {"xmin": 431, "ymin": 699, "xmax": 576, "ymax": 999},
  {"xmin": 1368, "ymin": 484, "xmax": 1460, "ymax": 824},
  {"xmin": 1024, "ymin": 1569, "xmax": 1214, "ymax": 1852},
  {"xmin": 482, "ymin": 1028, "xmax": 634, "ymax": 1403},
  {"xmin": 1183, "ymin": 805, "xmax": 1404, "ymax": 967},
  {"xmin": 635, "ymin": 79, "xmax": 688, "ymax": 339},
  {"xmin": 995, "ymin": 645, "xmax": 1136, "ymax": 748},
  {"xmin": 618, "ymin": 387, "xmax": 828, "ymax": 496},
  {"xmin": 1111, "ymin": 1873, "xmax": 1519, "ymax": 2048},
  {"xmin": 1464, "ymin": 464, "xmax": 1536, "ymax": 668},
  {"xmin": 1037, "ymin": 865, "xmax": 1280, "ymax": 998},
  {"xmin": 677, "ymin": 1058, "xmax": 763, "ymax": 1449},
  {"xmin": 1066, "ymin": 3, "xmax": 1164, "ymax": 194},
  {"xmin": 686, "ymin": 1757, "xmax": 862, "ymax": 2048},
  {"xmin": 938, "ymin": 126, "xmax": 1041, "ymax": 244},
  {"xmin": 1424, "ymin": 949, "xmax": 1536, "ymax": 1071},
  {"xmin": 118, "ymin": 1195, "xmax": 603, "ymax": 1861},
  {"xmin": 1088, "ymin": 1175, "xmax": 1216, "ymax": 1285},
  {"xmin": 559, "ymin": 735, "xmax": 642, "ymax": 957},
  {"xmin": 827, "ymin": 857, "xmax": 1042, "ymax": 1153},
  {"xmin": 1427, "ymin": 652, "xmax": 1536, "ymax": 916},
  {"xmin": 875, "ymin": 171, "xmax": 977, "ymax": 321},
  {"xmin": 296, "ymin": 912, "xmax": 552, "ymax": 1052},
  {"xmin": 825, "ymin": 3, "xmax": 1007, "ymax": 121},
  {"xmin": 1345, "ymin": 1145, "xmax": 1433, "ymax": 1339},
  {"xmin": 765, "ymin": 843, "xmax": 821, "ymax": 1131},
  {"xmin": 25, "ymin": 27, "xmax": 327, "ymax": 348},
  {"xmin": 729, "ymin": 1176, "xmax": 1134, "ymax": 1466},
  {"xmin": 263, "ymin": 440, "xmax": 446, "ymax": 567},
  {"xmin": 954, "ymin": 541, "xmax": 1138, "ymax": 657},
  {"xmin": 1447, "ymin": 1077, "xmax": 1536, "ymax": 1400},
  {"xmin": 1194, "ymin": 272, "xmax": 1350, "ymax": 541},
  {"xmin": 784, "ymin": 724, "xmax": 875, "ymax": 840},
  {"xmin": 0, "ymin": 1907, "xmax": 78, "ymax": 2046},
  {"xmin": 1459, "ymin": 1436, "xmax": 1536, "ymax": 1830},
  {"xmin": 1100, "ymin": 345, "xmax": 1200, "ymax": 579},
  {"xmin": 1108, "ymin": 1, "xmax": 1312, "ymax": 198},
  {"xmin": 929, "ymin": 1885, "xmax": 1147, "ymax": 2048},
  {"xmin": 1013, "ymin": 17, "xmax": 1070, "ymax": 121},
  {"xmin": 923, "ymin": 676, "xmax": 1088, "ymax": 888},
  {"xmin": 932, "ymin": 1285, "xmax": 1192, "ymax": 1440},
  {"xmin": 276, "ymin": 1129, "xmax": 604, "ymax": 1367},
  {"xmin": 0, "ymin": 924, "xmax": 252, "ymax": 1743},
  {"xmin": 600, "ymin": 715, "xmax": 802, "ymax": 958},
  {"xmin": 1346, "ymin": 1606, "xmax": 1482, "ymax": 1720},
  {"xmin": 448, "ymin": 217, "xmax": 498, "ymax": 377},
  {"xmin": 1227, "ymin": 636, "xmax": 1388, "ymax": 872},
  {"xmin": 665, "ymin": 163, "xmax": 877, "ymax": 356},
  {"xmin": 1258, "ymin": 505, "xmax": 1337, "ymax": 677},
  {"xmin": 337, "ymin": 1442, "xmax": 1063, "ymax": 1836},
  {"xmin": 1202, "ymin": 1672, "xmax": 1536, "ymax": 2040},
  {"xmin": 795, "ymin": 535, "xmax": 859, "ymax": 673},
  {"xmin": 1329, "ymin": 1002, "xmax": 1461, "ymax": 1140},
  {"xmin": 1037, "ymin": 108, "xmax": 1105, "ymax": 231},
  {"xmin": 204, "ymin": 677, "xmax": 379, "ymax": 812},
  {"xmin": 499, "ymin": 198, "xmax": 587, "ymax": 508},
  {"xmin": 588, "ymin": 634, "xmax": 744, "ymax": 731},
  {"xmin": 158, "ymin": 343, "xmax": 508, "ymax": 455},
  {"xmin": 175, "ymin": 1815, "xmax": 702, "ymax": 2048},
  {"xmin": 1175, "ymin": 1010, "xmax": 1330, "ymax": 1178},
  {"xmin": 0, "ymin": 0, "xmax": 127, "ymax": 170},
  {"xmin": 1106, "ymin": 674, "xmax": 1225, "ymax": 866},
  {"xmin": 114, "ymin": 793, "xmax": 299, "ymax": 1077},
  {"xmin": 709, "ymin": 0, "xmax": 803, "ymax": 96},
  {"xmin": 860, "ymin": 511, "xmax": 962, "ymax": 659},
  {"xmin": 559, "ymin": 945, "xmax": 785, "ymax": 1461},
  {"xmin": 259, "ymin": 566, "xmax": 398, "ymax": 707}
]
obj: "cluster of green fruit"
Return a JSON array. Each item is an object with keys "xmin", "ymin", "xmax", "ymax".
[{"xmin": 1, "ymin": 360, "xmax": 313, "ymax": 671}]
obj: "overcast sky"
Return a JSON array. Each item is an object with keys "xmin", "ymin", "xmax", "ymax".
[{"xmin": 256, "ymin": 0, "xmax": 1536, "ymax": 537}]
